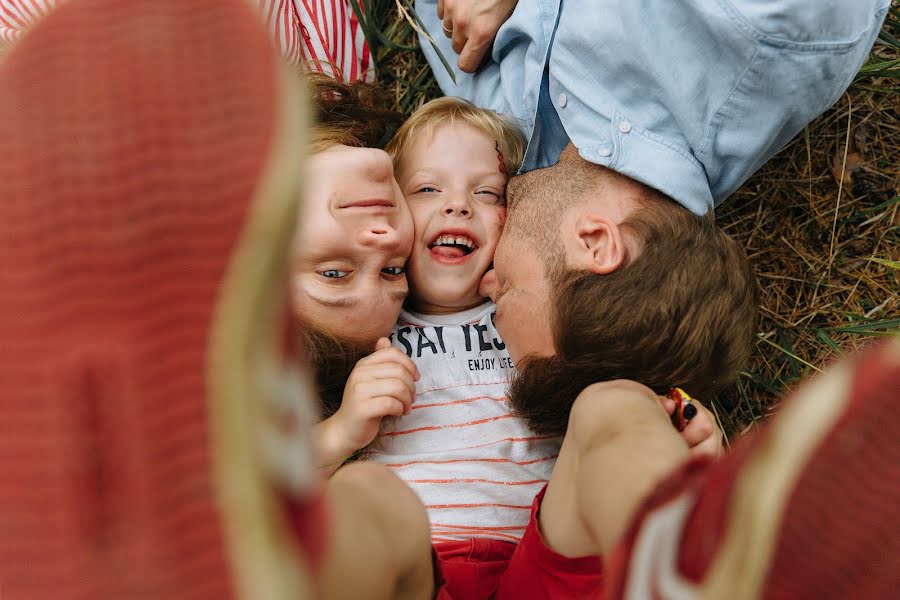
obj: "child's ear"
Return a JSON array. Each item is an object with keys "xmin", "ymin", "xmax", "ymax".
[{"xmin": 572, "ymin": 214, "xmax": 627, "ymax": 275}]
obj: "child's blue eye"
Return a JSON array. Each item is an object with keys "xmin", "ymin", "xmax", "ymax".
[
  {"xmin": 381, "ymin": 266, "xmax": 405, "ymax": 276},
  {"xmin": 416, "ymin": 186, "xmax": 438, "ymax": 194},
  {"xmin": 320, "ymin": 269, "xmax": 348, "ymax": 279}
]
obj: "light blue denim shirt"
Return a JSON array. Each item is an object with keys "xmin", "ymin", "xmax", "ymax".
[{"xmin": 415, "ymin": 0, "xmax": 889, "ymax": 214}]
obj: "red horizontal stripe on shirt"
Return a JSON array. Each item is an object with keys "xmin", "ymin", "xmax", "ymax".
[
  {"xmin": 418, "ymin": 380, "xmax": 511, "ymax": 395},
  {"xmin": 408, "ymin": 478, "xmax": 545, "ymax": 486},
  {"xmin": 432, "ymin": 523, "xmax": 527, "ymax": 532},
  {"xmin": 378, "ymin": 454, "xmax": 558, "ymax": 469},
  {"xmin": 381, "ymin": 414, "xmax": 515, "ymax": 437},
  {"xmin": 412, "ymin": 394, "xmax": 507, "ymax": 410},
  {"xmin": 432, "ymin": 530, "xmax": 522, "ymax": 543},
  {"xmin": 426, "ymin": 502, "xmax": 532, "ymax": 511}
]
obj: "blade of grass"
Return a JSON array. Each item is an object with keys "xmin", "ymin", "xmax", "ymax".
[
  {"xmin": 396, "ymin": 0, "xmax": 456, "ymax": 84},
  {"xmin": 858, "ymin": 196, "xmax": 900, "ymax": 214},
  {"xmin": 736, "ymin": 378, "xmax": 760, "ymax": 430},
  {"xmin": 869, "ymin": 257, "xmax": 900, "ymax": 269},
  {"xmin": 350, "ymin": 0, "xmax": 418, "ymax": 53},
  {"xmin": 708, "ymin": 398, "xmax": 732, "ymax": 446},
  {"xmin": 758, "ymin": 335, "xmax": 823, "ymax": 373},
  {"xmin": 826, "ymin": 318, "xmax": 900, "ymax": 334},
  {"xmin": 742, "ymin": 371, "xmax": 787, "ymax": 396},
  {"xmin": 815, "ymin": 330, "xmax": 844, "ymax": 354}
]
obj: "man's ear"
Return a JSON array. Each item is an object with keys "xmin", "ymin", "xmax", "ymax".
[{"xmin": 572, "ymin": 214, "xmax": 627, "ymax": 275}]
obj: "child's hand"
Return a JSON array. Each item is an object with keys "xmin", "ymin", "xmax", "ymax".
[
  {"xmin": 658, "ymin": 393, "xmax": 724, "ymax": 459},
  {"xmin": 329, "ymin": 338, "xmax": 419, "ymax": 453}
]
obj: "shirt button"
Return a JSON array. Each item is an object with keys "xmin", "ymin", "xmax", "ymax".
[
  {"xmin": 598, "ymin": 148, "xmax": 612, "ymax": 157},
  {"xmin": 557, "ymin": 93, "xmax": 567, "ymax": 108},
  {"xmin": 619, "ymin": 121, "xmax": 632, "ymax": 134}
]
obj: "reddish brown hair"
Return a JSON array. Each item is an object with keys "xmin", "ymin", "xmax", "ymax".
[
  {"xmin": 295, "ymin": 73, "xmax": 399, "ymax": 418},
  {"xmin": 304, "ymin": 71, "xmax": 400, "ymax": 152},
  {"xmin": 509, "ymin": 196, "xmax": 757, "ymax": 436},
  {"xmin": 299, "ymin": 325, "xmax": 373, "ymax": 420}
]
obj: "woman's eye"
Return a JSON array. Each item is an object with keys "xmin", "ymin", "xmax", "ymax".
[
  {"xmin": 319, "ymin": 269, "xmax": 348, "ymax": 279},
  {"xmin": 381, "ymin": 266, "xmax": 405, "ymax": 276}
]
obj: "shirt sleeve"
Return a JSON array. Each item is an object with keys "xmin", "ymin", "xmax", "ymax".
[
  {"xmin": 0, "ymin": 0, "xmax": 55, "ymax": 48},
  {"xmin": 268, "ymin": 0, "xmax": 375, "ymax": 82}
]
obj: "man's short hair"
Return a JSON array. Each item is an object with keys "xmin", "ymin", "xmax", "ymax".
[
  {"xmin": 385, "ymin": 96, "xmax": 527, "ymax": 177},
  {"xmin": 510, "ymin": 193, "xmax": 757, "ymax": 436}
]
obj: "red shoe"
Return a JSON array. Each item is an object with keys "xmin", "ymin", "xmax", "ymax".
[
  {"xmin": 608, "ymin": 338, "xmax": 900, "ymax": 599},
  {"xmin": 0, "ymin": 1, "xmax": 321, "ymax": 598}
]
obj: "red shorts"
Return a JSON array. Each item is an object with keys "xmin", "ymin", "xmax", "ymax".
[{"xmin": 434, "ymin": 486, "xmax": 604, "ymax": 599}]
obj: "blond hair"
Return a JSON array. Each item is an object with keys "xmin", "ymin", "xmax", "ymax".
[{"xmin": 385, "ymin": 96, "xmax": 526, "ymax": 176}]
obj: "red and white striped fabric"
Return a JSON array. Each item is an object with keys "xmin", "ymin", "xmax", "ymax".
[
  {"xmin": 0, "ymin": 0, "xmax": 374, "ymax": 81},
  {"xmin": 0, "ymin": 0, "xmax": 52, "ymax": 46},
  {"xmin": 261, "ymin": 0, "xmax": 373, "ymax": 82},
  {"xmin": 367, "ymin": 304, "xmax": 562, "ymax": 544}
]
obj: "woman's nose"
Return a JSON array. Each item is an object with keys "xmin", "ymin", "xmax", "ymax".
[{"xmin": 358, "ymin": 223, "xmax": 401, "ymax": 249}]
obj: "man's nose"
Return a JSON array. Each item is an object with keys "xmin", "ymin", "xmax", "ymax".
[
  {"xmin": 358, "ymin": 223, "xmax": 401, "ymax": 249},
  {"xmin": 479, "ymin": 268, "xmax": 497, "ymax": 301}
]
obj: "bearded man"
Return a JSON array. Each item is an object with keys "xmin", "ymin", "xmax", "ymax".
[{"xmin": 421, "ymin": 0, "xmax": 889, "ymax": 433}]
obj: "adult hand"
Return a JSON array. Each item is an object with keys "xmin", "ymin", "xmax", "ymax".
[
  {"xmin": 658, "ymin": 394, "xmax": 725, "ymax": 459},
  {"xmin": 321, "ymin": 338, "xmax": 419, "ymax": 461},
  {"xmin": 437, "ymin": 0, "xmax": 518, "ymax": 73}
]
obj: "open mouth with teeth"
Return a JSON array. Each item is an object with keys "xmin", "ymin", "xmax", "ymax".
[{"xmin": 429, "ymin": 234, "xmax": 477, "ymax": 259}]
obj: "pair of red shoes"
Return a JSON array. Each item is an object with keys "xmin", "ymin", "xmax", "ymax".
[{"xmin": 0, "ymin": 0, "xmax": 897, "ymax": 598}]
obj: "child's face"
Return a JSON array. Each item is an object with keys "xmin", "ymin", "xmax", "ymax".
[{"xmin": 396, "ymin": 123, "xmax": 508, "ymax": 314}]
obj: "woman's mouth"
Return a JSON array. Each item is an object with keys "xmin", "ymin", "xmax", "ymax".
[{"xmin": 338, "ymin": 198, "xmax": 395, "ymax": 209}]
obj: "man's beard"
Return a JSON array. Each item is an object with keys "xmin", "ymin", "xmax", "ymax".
[
  {"xmin": 502, "ymin": 233, "xmax": 573, "ymax": 437},
  {"xmin": 502, "ymin": 156, "xmax": 591, "ymax": 436},
  {"xmin": 508, "ymin": 353, "xmax": 584, "ymax": 437}
]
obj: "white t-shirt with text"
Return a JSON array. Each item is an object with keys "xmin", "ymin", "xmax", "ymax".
[{"xmin": 366, "ymin": 303, "xmax": 561, "ymax": 544}]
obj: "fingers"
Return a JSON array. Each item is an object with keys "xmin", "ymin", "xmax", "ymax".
[
  {"xmin": 443, "ymin": 18, "xmax": 454, "ymax": 39},
  {"xmin": 457, "ymin": 28, "xmax": 492, "ymax": 72},
  {"xmin": 367, "ymin": 362, "xmax": 417, "ymax": 403},
  {"xmin": 437, "ymin": 0, "xmax": 517, "ymax": 73},
  {"xmin": 361, "ymin": 340, "xmax": 419, "ymax": 381},
  {"xmin": 368, "ymin": 397, "xmax": 408, "ymax": 418},
  {"xmin": 681, "ymin": 411, "xmax": 715, "ymax": 447},
  {"xmin": 354, "ymin": 379, "xmax": 415, "ymax": 415},
  {"xmin": 660, "ymin": 390, "xmax": 725, "ymax": 458},
  {"xmin": 655, "ymin": 394, "xmax": 677, "ymax": 417},
  {"xmin": 682, "ymin": 403, "xmax": 724, "ymax": 459},
  {"xmin": 690, "ymin": 433, "xmax": 724, "ymax": 459},
  {"xmin": 446, "ymin": 13, "xmax": 486, "ymax": 72},
  {"xmin": 345, "ymin": 340, "xmax": 419, "ymax": 416}
]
